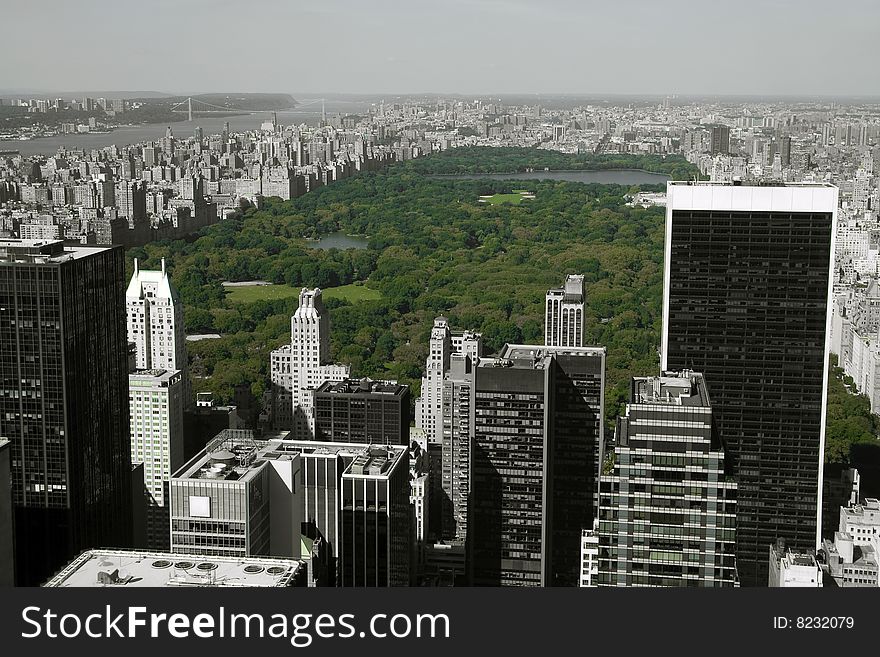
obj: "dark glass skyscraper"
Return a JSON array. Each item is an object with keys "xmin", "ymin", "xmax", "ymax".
[
  {"xmin": 0, "ymin": 239, "xmax": 132, "ymax": 585},
  {"xmin": 469, "ymin": 344, "xmax": 605, "ymax": 586},
  {"xmin": 662, "ymin": 182, "xmax": 838, "ymax": 586}
]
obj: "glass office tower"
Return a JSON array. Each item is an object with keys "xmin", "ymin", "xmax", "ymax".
[{"xmin": 662, "ymin": 182, "xmax": 837, "ymax": 586}]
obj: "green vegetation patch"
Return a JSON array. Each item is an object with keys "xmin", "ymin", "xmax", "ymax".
[
  {"xmin": 225, "ymin": 284, "xmax": 300, "ymax": 304},
  {"xmin": 322, "ymin": 284, "xmax": 383, "ymax": 303}
]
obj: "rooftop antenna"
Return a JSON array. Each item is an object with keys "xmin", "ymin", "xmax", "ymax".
[
  {"xmin": 133, "ymin": 258, "xmax": 139, "ymax": 275},
  {"xmin": 161, "ymin": 258, "xmax": 166, "ymax": 276}
]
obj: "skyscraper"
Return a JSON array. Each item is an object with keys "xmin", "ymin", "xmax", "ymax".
[
  {"xmin": 414, "ymin": 317, "xmax": 481, "ymax": 540},
  {"xmin": 662, "ymin": 181, "xmax": 838, "ymax": 586},
  {"xmin": 0, "ymin": 438, "xmax": 13, "ymax": 587},
  {"xmin": 440, "ymin": 352, "xmax": 476, "ymax": 543},
  {"xmin": 710, "ymin": 125, "xmax": 730, "ymax": 155},
  {"xmin": 469, "ymin": 343, "xmax": 605, "ymax": 586},
  {"xmin": 0, "ymin": 239, "xmax": 132, "ymax": 585},
  {"xmin": 545, "ymin": 274, "xmax": 585, "ymax": 347},
  {"xmin": 415, "ymin": 317, "xmax": 482, "ymax": 446},
  {"xmin": 597, "ymin": 371, "xmax": 738, "ymax": 587},
  {"xmin": 339, "ymin": 445, "xmax": 412, "ymax": 587},
  {"xmin": 126, "ymin": 259, "xmax": 187, "ymax": 375},
  {"xmin": 129, "ymin": 369, "xmax": 185, "ymax": 551},
  {"xmin": 270, "ymin": 288, "xmax": 350, "ymax": 436}
]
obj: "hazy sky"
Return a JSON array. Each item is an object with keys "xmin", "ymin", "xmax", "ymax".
[{"xmin": 2, "ymin": 0, "xmax": 878, "ymax": 97}]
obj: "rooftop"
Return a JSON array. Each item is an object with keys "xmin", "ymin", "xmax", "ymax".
[
  {"xmin": 0, "ymin": 239, "xmax": 113, "ymax": 263},
  {"xmin": 129, "ymin": 369, "xmax": 182, "ymax": 386},
  {"xmin": 173, "ymin": 429, "xmax": 409, "ymax": 483},
  {"xmin": 840, "ymin": 498, "xmax": 880, "ymax": 524},
  {"xmin": 498, "ymin": 343, "xmax": 606, "ymax": 367},
  {"xmin": 631, "ymin": 370, "xmax": 711, "ymax": 408},
  {"xmin": 315, "ymin": 377, "xmax": 407, "ymax": 397},
  {"xmin": 44, "ymin": 550, "xmax": 304, "ymax": 587}
]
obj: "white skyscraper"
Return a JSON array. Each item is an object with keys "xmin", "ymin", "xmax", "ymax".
[
  {"xmin": 270, "ymin": 288, "xmax": 349, "ymax": 437},
  {"xmin": 126, "ymin": 259, "xmax": 187, "ymax": 376},
  {"xmin": 126, "ymin": 260, "xmax": 188, "ymax": 548},
  {"xmin": 545, "ymin": 274, "xmax": 585, "ymax": 347},
  {"xmin": 415, "ymin": 317, "xmax": 482, "ymax": 447},
  {"xmin": 128, "ymin": 369, "xmax": 184, "ymax": 551}
]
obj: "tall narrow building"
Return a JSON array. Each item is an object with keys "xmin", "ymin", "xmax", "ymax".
[
  {"xmin": 414, "ymin": 317, "xmax": 481, "ymax": 541},
  {"xmin": 662, "ymin": 181, "xmax": 838, "ymax": 586},
  {"xmin": 440, "ymin": 352, "xmax": 476, "ymax": 543},
  {"xmin": 0, "ymin": 239, "xmax": 132, "ymax": 585},
  {"xmin": 270, "ymin": 288, "xmax": 349, "ymax": 436},
  {"xmin": 129, "ymin": 369, "xmax": 185, "ymax": 551},
  {"xmin": 469, "ymin": 343, "xmax": 605, "ymax": 586},
  {"xmin": 126, "ymin": 259, "xmax": 188, "ymax": 549},
  {"xmin": 545, "ymin": 274, "xmax": 585, "ymax": 347},
  {"xmin": 597, "ymin": 371, "xmax": 738, "ymax": 587}
]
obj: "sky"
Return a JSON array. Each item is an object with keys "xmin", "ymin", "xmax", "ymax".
[{"xmin": 1, "ymin": 0, "xmax": 878, "ymax": 98}]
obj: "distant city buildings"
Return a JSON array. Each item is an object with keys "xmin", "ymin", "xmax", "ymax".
[{"xmin": 0, "ymin": 93, "xmax": 875, "ymax": 590}]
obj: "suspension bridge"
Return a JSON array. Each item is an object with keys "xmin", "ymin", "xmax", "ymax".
[{"xmin": 169, "ymin": 97, "xmax": 327, "ymax": 121}]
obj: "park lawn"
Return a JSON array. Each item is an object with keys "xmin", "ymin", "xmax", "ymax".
[
  {"xmin": 322, "ymin": 283, "xmax": 384, "ymax": 303},
  {"xmin": 482, "ymin": 193, "xmax": 526, "ymax": 205},
  {"xmin": 225, "ymin": 283, "xmax": 300, "ymax": 303},
  {"xmin": 226, "ymin": 282, "xmax": 383, "ymax": 304}
]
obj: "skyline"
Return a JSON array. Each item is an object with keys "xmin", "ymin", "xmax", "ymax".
[{"xmin": 2, "ymin": 0, "xmax": 879, "ymax": 97}]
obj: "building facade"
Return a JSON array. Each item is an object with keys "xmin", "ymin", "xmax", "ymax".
[
  {"xmin": 339, "ymin": 445, "xmax": 412, "ymax": 587},
  {"xmin": 126, "ymin": 258, "xmax": 189, "ymax": 398},
  {"xmin": 0, "ymin": 438, "xmax": 12, "ymax": 587},
  {"xmin": 0, "ymin": 239, "xmax": 132, "ymax": 585},
  {"xmin": 662, "ymin": 182, "xmax": 838, "ymax": 586},
  {"xmin": 170, "ymin": 431, "xmax": 411, "ymax": 587},
  {"xmin": 129, "ymin": 369, "xmax": 185, "ymax": 551},
  {"xmin": 469, "ymin": 344, "xmax": 605, "ymax": 587},
  {"xmin": 270, "ymin": 288, "xmax": 350, "ymax": 436},
  {"xmin": 544, "ymin": 274, "xmax": 585, "ymax": 348},
  {"xmin": 597, "ymin": 371, "xmax": 738, "ymax": 587},
  {"xmin": 314, "ymin": 378, "xmax": 410, "ymax": 445}
]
